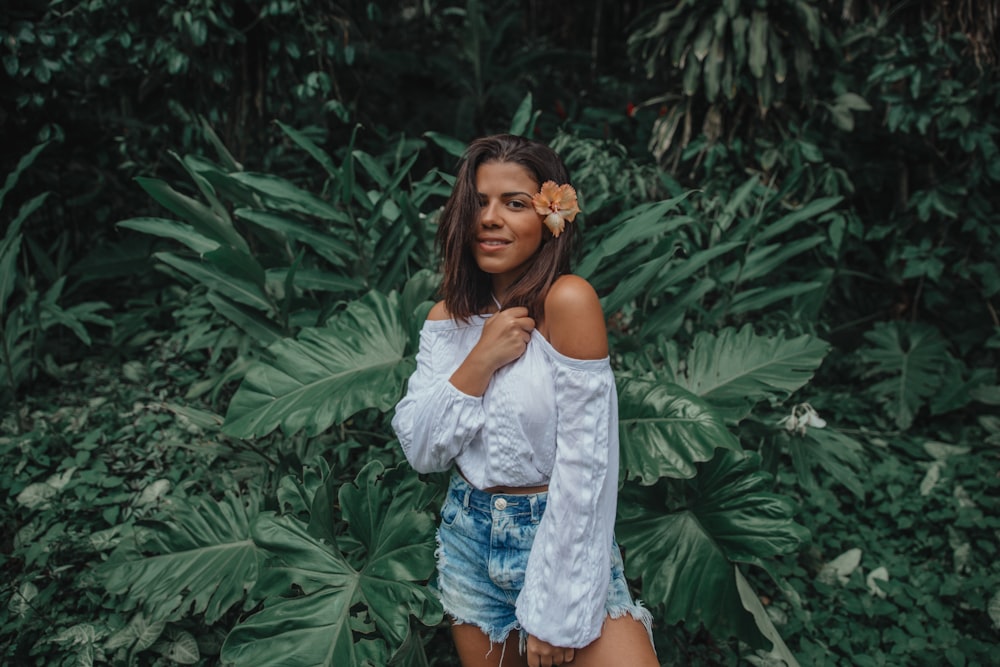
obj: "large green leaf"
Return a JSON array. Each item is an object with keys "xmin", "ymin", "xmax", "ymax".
[
  {"xmin": 335, "ymin": 463, "xmax": 442, "ymax": 646},
  {"xmin": 717, "ymin": 237, "xmax": 825, "ymax": 284},
  {"xmin": 265, "ymin": 268, "xmax": 365, "ymax": 295},
  {"xmin": 735, "ymin": 568, "xmax": 801, "ymax": 666},
  {"xmin": 423, "ymin": 131, "xmax": 466, "ymax": 158},
  {"xmin": 235, "ymin": 209, "xmax": 355, "ymax": 268},
  {"xmin": 749, "ymin": 11, "xmax": 769, "ymax": 79},
  {"xmin": 221, "ymin": 462, "xmax": 441, "ymax": 666},
  {"xmin": 154, "ymin": 251, "xmax": 272, "ymax": 312},
  {"xmin": 99, "ymin": 490, "xmax": 261, "ymax": 624},
  {"xmin": 117, "ymin": 217, "xmax": 220, "ymax": 255},
  {"xmin": 228, "ymin": 172, "xmax": 350, "ymax": 223},
  {"xmin": 0, "ymin": 141, "xmax": 48, "ymax": 209},
  {"xmin": 641, "ymin": 278, "xmax": 717, "ymax": 338},
  {"xmin": 205, "ymin": 292, "xmax": 285, "ymax": 345},
  {"xmin": 222, "ymin": 516, "xmax": 386, "ymax": 667},
  {"xmin": 223, "ymin": 290, "xmax": 413, "ymax": 438},
  {"xmin": 752, "ymin": 196, "xmax": 842, "ymax": 243},
  {"xmin": 786, "ymin": 427, "xmax": 867, "ymax": 499},
  {"xmin": 670, "ymin": 325, "xmax": 829, "ymax": 420},
  {"xmin": 136, "ymin": 177, "xmax": 250, "ymax": 254},
  {"xmin": 649, "ymin": 240, "xmax": 742, "ymax": 293},
  {"xmin": 1, "ymin": 192, "xmax": 49, "ymax": 318},
  {"xmin": 275, "ymin": 120, "xmax": 340, "ymax": 181},
  {"xmin": 617, "ymin": 377, "xmax": 741, "ymax": 484},
  {"xmin": 577, "ymin": 197, "xmax": 691, "ymax": 281},
  {"xmin": 0, "ymin": 229, "xmax": 24, "ymax": 319},
  {"xmin": 858, "ymin": 321, "xmax": 950, "ymax": 429},
  {"xmin": 617, "ymin": 450, "xmax": 808, "ymax": 648}
]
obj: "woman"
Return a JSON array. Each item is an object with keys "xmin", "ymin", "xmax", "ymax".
[{"xmin": 392, "ymin": 135, "xmax": 658, "ymax": 667}]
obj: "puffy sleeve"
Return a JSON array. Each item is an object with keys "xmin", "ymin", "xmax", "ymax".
[
  {"xmin": 515, "ymin": 352, "xmax": 619, "ymax": 648},
  {"xmin": 391, "ymin": 327, "xmax": 486, "ymax": 473}
]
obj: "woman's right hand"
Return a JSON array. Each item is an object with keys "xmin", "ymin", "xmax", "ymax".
[
  {"xmin": 476, "ymin": 306, "xmax": 535, "ymax": 371},
  {"xmin": 448, "ymin": 307, "xmax": 534, "ymax": 396}
]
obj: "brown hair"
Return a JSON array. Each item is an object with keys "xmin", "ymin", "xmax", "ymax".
[{"xmin": 436, "ymin": 134, "xmax": 576, "ymax": 321}]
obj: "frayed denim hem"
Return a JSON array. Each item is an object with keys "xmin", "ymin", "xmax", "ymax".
[
  {"xmin": 448, "ymin": 614, "xmax": 523, "ymax": 665},
  {"xmin": 447, "ymin": 614, "xmax": 521, "ymax": 649}
]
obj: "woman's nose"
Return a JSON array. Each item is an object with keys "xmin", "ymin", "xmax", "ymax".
[{"xmin": 480, "ymin": 200, "xmax": 502, "ymax": 227}]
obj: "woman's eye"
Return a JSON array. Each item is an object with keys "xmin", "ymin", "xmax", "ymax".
[{"xmin": 508, "ymin": 200, "xmax": 526, "ymax": 209}]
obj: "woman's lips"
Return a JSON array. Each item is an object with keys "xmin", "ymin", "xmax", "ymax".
[{"xmin": 477, "ymin": 239, "xmax": 511, "ymax": 252}]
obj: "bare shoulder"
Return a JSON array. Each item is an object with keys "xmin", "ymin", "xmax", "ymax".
[
  {"xmin": 544, "ymin": 275, "xmax": 608, "ymax": 359},
  {"xmin": 427, "ymin": 301, "xmax": 451, "ymax": 321}
]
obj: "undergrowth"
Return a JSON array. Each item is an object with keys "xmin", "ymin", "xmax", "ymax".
[{"xmin": 3, "ymin": 329, "xmax": 998, "ymax": 665}]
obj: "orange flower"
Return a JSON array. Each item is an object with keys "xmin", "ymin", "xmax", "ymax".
[{"xmin": 531, "ymin": 181, "xmax": 581, "ymax": 238}]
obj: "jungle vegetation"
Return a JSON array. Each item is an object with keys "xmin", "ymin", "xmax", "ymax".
[{"xmin": 2, "ymin": 1, "xmax": 998, "ymax": 665}]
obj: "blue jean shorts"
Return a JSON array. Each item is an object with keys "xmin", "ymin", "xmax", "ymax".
[{"xmin": 433, "ymin": 472, "xmax": 653, "ymax": 648}]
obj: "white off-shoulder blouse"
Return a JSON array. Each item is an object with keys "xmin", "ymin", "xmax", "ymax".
[{"xmin": 391, "ymin": 314, "xmax": 620, "ymax": 648}]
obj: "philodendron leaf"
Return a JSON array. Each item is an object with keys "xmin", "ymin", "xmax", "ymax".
[
  {"xmin": 221, "ymin": 462, "xmax": 441, "ymax": 666},
  {"xmin": 223, "ymin": 290, "xmax": 413, "ymax": 438},
  {"xmin": 336, "ymin": 462, "xmax": 442, "ymax": 647},
  {"xmin": 222, "ymin": 516, "xmax": 385, "ymax": 667},
  {"xmin": 276, "ymin": 458, "xmax": 331, "ymax": 519},
  {"xmin": 669, "ymin": 325, "xmax": 830, "ymax": 421},
  {"xmin": 858, "ymin": 321, "xmax": 950, "ymax": 430},
  {"xmin": 787, "ymin": 427, "xmax": 867, "ymax": 499},
  {"xmin": 618, "ymin": 377, "xmax": 741, "ymax": 484},
  {"xmin": 617, "ymin": 450, "xmax": 808, "ymax": 648},
  {"xmin": 99, "ymin": 490, "xmax": 261, "ymax": 624}
]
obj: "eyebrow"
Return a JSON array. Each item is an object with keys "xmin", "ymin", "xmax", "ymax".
[{"xmin": 478, "ymin": 191, "xmax": 533, "ymax": 198}]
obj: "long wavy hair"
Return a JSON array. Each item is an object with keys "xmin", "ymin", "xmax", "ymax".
[{"xmin": 436, "ymin": 134, "xmax": 576, "ymax": 321}]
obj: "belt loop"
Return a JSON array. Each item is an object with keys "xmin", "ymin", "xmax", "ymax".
[
  {"xmin": 529, "ymin": 494, "xmax": 540, "ymax": 523},
  {"xmin": 462, "ymin": 485, "xmax": 472, "ymax": 510}
]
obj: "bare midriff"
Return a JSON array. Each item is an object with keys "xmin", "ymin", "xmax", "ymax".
[{"xmin": 458, "ymin": 467, "xmax": 548, "ymax": 495}]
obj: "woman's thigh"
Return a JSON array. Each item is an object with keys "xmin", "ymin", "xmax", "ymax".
[
  {"xmin": 451, "ymin": 615, "xmax": 657, "ymax": 667},
  {"xmin": 571, "ymin": 615, "xmax": 659, "ymax": 667},
  {"xmin": 452, "ymin": 623, "xmax": 528, "ymax": 667}
]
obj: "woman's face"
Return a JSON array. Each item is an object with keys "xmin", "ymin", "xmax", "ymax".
[{"xmin": 471, "ymin": 160, "xmax": 544, "ymax": 297}]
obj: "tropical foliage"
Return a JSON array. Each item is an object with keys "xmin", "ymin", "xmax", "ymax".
[{"xmin": 2, "ymin": 1, "xmax": 998, "ymax": 666}]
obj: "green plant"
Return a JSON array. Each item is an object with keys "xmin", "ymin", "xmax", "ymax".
[
  {"xmin": 855, "ymin": 321, "xmax": 993, "ymax": 431},
  {"xmin": 100, "ymin": 458, "xmax": 443, "ymax": 666},
  {"xmin": 91, "ymin": 98, "xmax": 842, "ymax": 658},
  {"xmin": 761, "ymin": 431, "xmax": 1000, "ymax": 666},
  {"xmin": 549, "ymin": 131, "xmax": 667, "ymax": 214},
  {"xmin": 0, "ymin": 345, "xmax": 253, "ymax": 666},
  {"xmin": 116, "ymin": 123, "xmax": 450, "ymax": 404},
  {"xmin": 630, "ymin": 0, "xmax": 824, "ymax": 111},
  {"xmin": 1, "ymin": 142, "xmax": 111, "ymax": 413},
  {"xmin": 613, "ymin": 323, "xmax": 831, "ymax": 661},
  {"xmin": 578, "ymin": 175, "xmax": 844, "ymax": 342}
]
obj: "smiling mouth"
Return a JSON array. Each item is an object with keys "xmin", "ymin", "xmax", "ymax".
[{"xmin": 480, "ymin": 240, "xmax": 510, "ymax": 246}]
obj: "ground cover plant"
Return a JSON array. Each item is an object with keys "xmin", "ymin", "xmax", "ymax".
[{"xmin": 2, "ymin": 1, "xmax": 999, "ymax": 665}]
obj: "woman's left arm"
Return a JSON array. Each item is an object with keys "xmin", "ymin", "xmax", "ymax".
[{"xmin": 515, "ymin": 276, "xmax": 619, "ymax": 652}]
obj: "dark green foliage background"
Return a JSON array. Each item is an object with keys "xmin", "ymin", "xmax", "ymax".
[{"xmin": 2, "ymin": 1, "xmax": 998, "ymax": 665}]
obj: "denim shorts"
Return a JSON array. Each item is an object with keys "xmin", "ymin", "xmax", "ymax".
[{"xmin": 433, "ymin": 472, "xmax": 653, "ymax": 649}]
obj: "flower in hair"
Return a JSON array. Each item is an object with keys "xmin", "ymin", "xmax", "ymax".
[{"xmin": 531, "ymin": 181, "xmax": 580, "ymax": 238}]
